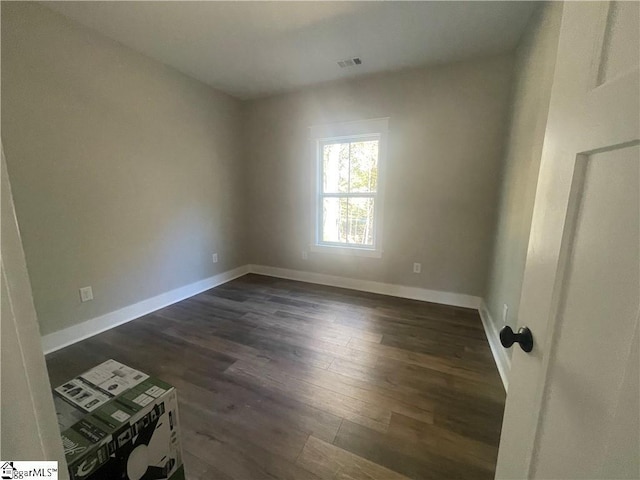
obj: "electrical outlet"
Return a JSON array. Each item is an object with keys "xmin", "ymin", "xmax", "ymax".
[
  {"xmin": 212, "ymin": 253, "xmax": 218, "ymax": 263},
  {"xmin": 79, "ymin": 286, "xmax": 93, "ymax": 303},
  {"xmin": 413, "ymin": 262, "xmax": 422, "ymax": 274},
  {"xmin": 302, "ymin": 251, "xmax": 308, "ymax": 260},
  {"xmin": 503, "ymin": 304, "xmax": 509, "ymax": 324}
]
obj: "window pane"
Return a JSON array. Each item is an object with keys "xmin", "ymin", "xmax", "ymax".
[
  {"xmin": 323, "ymin": 143, "xmax": 349, "ymax": 193},
  {"xmin": 349, "ymin": 140, "xmax": 378, "ymax": 193},
  {"xmin": 322, "ymin": 197, "xmax": 348, "ymax": 243},
  {"xmin": 347, "ymin": 197, "xmax": 375, "ymax": 246}
]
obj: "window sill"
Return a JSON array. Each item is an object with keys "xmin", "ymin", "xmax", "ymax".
[{"xmin": 309, "ymin": 244, "xmax": 383, "ymax": 258}]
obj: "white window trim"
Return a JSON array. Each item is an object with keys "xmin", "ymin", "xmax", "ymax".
[{"xmin": 309, "ymin": 117, "xmax": 389, "ymax": 258}]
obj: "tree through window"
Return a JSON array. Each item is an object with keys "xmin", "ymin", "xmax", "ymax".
[
  {"xmin": 310, "ymin": 117, "xmax": 387, "ymax": 257},
  {"xmin": 320, "ymin": 137, "xmax": 379, "ymax": 247}
]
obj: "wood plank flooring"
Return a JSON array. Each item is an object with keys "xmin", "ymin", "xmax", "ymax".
[{"xmin": 45, "ymin": 274, "xmax": 506, "ymax": 480}]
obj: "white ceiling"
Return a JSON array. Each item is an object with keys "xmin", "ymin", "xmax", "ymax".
[{"xmin": 45, "ymin": 1, "xmax": 538, "ymax": 100}]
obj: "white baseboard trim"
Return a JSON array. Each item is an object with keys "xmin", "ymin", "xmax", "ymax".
[
  {"xmin": 248, "ymin": 264, "xmax": 481, "ymax": 309},
  {"xmin": 478, "ymin": 300, "xmax": 511, "ymax": 391},
  {"xmin": 42, "ymin": 263, "xmax": 485, "ymax": 356},
  {"xmin": 41, "ymin": 265, "xmax": 250, "ymax": 355}
]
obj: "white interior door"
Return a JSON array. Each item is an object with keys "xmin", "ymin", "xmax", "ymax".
[{"xmin": 496, "ymin": 2, "xmax": 639, "ymax": 479}]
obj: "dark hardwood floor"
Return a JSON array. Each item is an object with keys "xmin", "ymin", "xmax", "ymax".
[{"xmin": 46, "ymin": 274, "xmax": 506, "ymax": 480}]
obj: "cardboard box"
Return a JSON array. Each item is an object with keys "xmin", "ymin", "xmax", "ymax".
[{"xmin": 53, "ymin": 360, "xmax": 184, "ymax": 480}]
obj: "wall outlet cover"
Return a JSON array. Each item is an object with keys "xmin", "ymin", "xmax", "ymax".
[
  {"xmin": 212, "ymin": 253, "xmax": 218, "ymax": 263},
  {"xmin": 302, "ymin": 251, "xmax": 308, "ymax": 260},
  {"xmin": 413, "ymin": 263, "xmax": 422, "ymax": 274},
  {"xmin": 80, "ymin": 286, "xmax": 93, "ymax": 303}
]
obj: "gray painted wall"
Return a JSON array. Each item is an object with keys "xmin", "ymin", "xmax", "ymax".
[
  {"xmin": 2, "ymin": 1, "xmax": 539, "ymax": 341},
  {"xmin": 243, "ymin": 56, "xmax": 514, "ymax": 296},
  {"xmin": 484, "ymin": 3, "xmax": 563, "ymax": 350},
  {"xmin": 1, "ymin": 3, "xmax": 247, "ymax": 335}
]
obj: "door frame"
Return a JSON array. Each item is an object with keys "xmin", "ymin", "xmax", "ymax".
[{"xmin": 1, "ymin": 144, "xmax": 67, "ymax": 473}]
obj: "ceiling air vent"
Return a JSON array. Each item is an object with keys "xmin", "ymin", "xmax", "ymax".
[{"xmin": 338, "ymin": 57, "xmax": 362, "ymax": 68}]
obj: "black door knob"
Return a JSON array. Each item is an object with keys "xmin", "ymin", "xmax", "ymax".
[{"xmin": 500, "ymin": 326, "xmax": 534, "ymax": 353}]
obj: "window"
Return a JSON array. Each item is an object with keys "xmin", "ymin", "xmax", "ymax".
[{"xmin": 310, "ymin": 118, "xmax": 388, "ymax": 257}]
